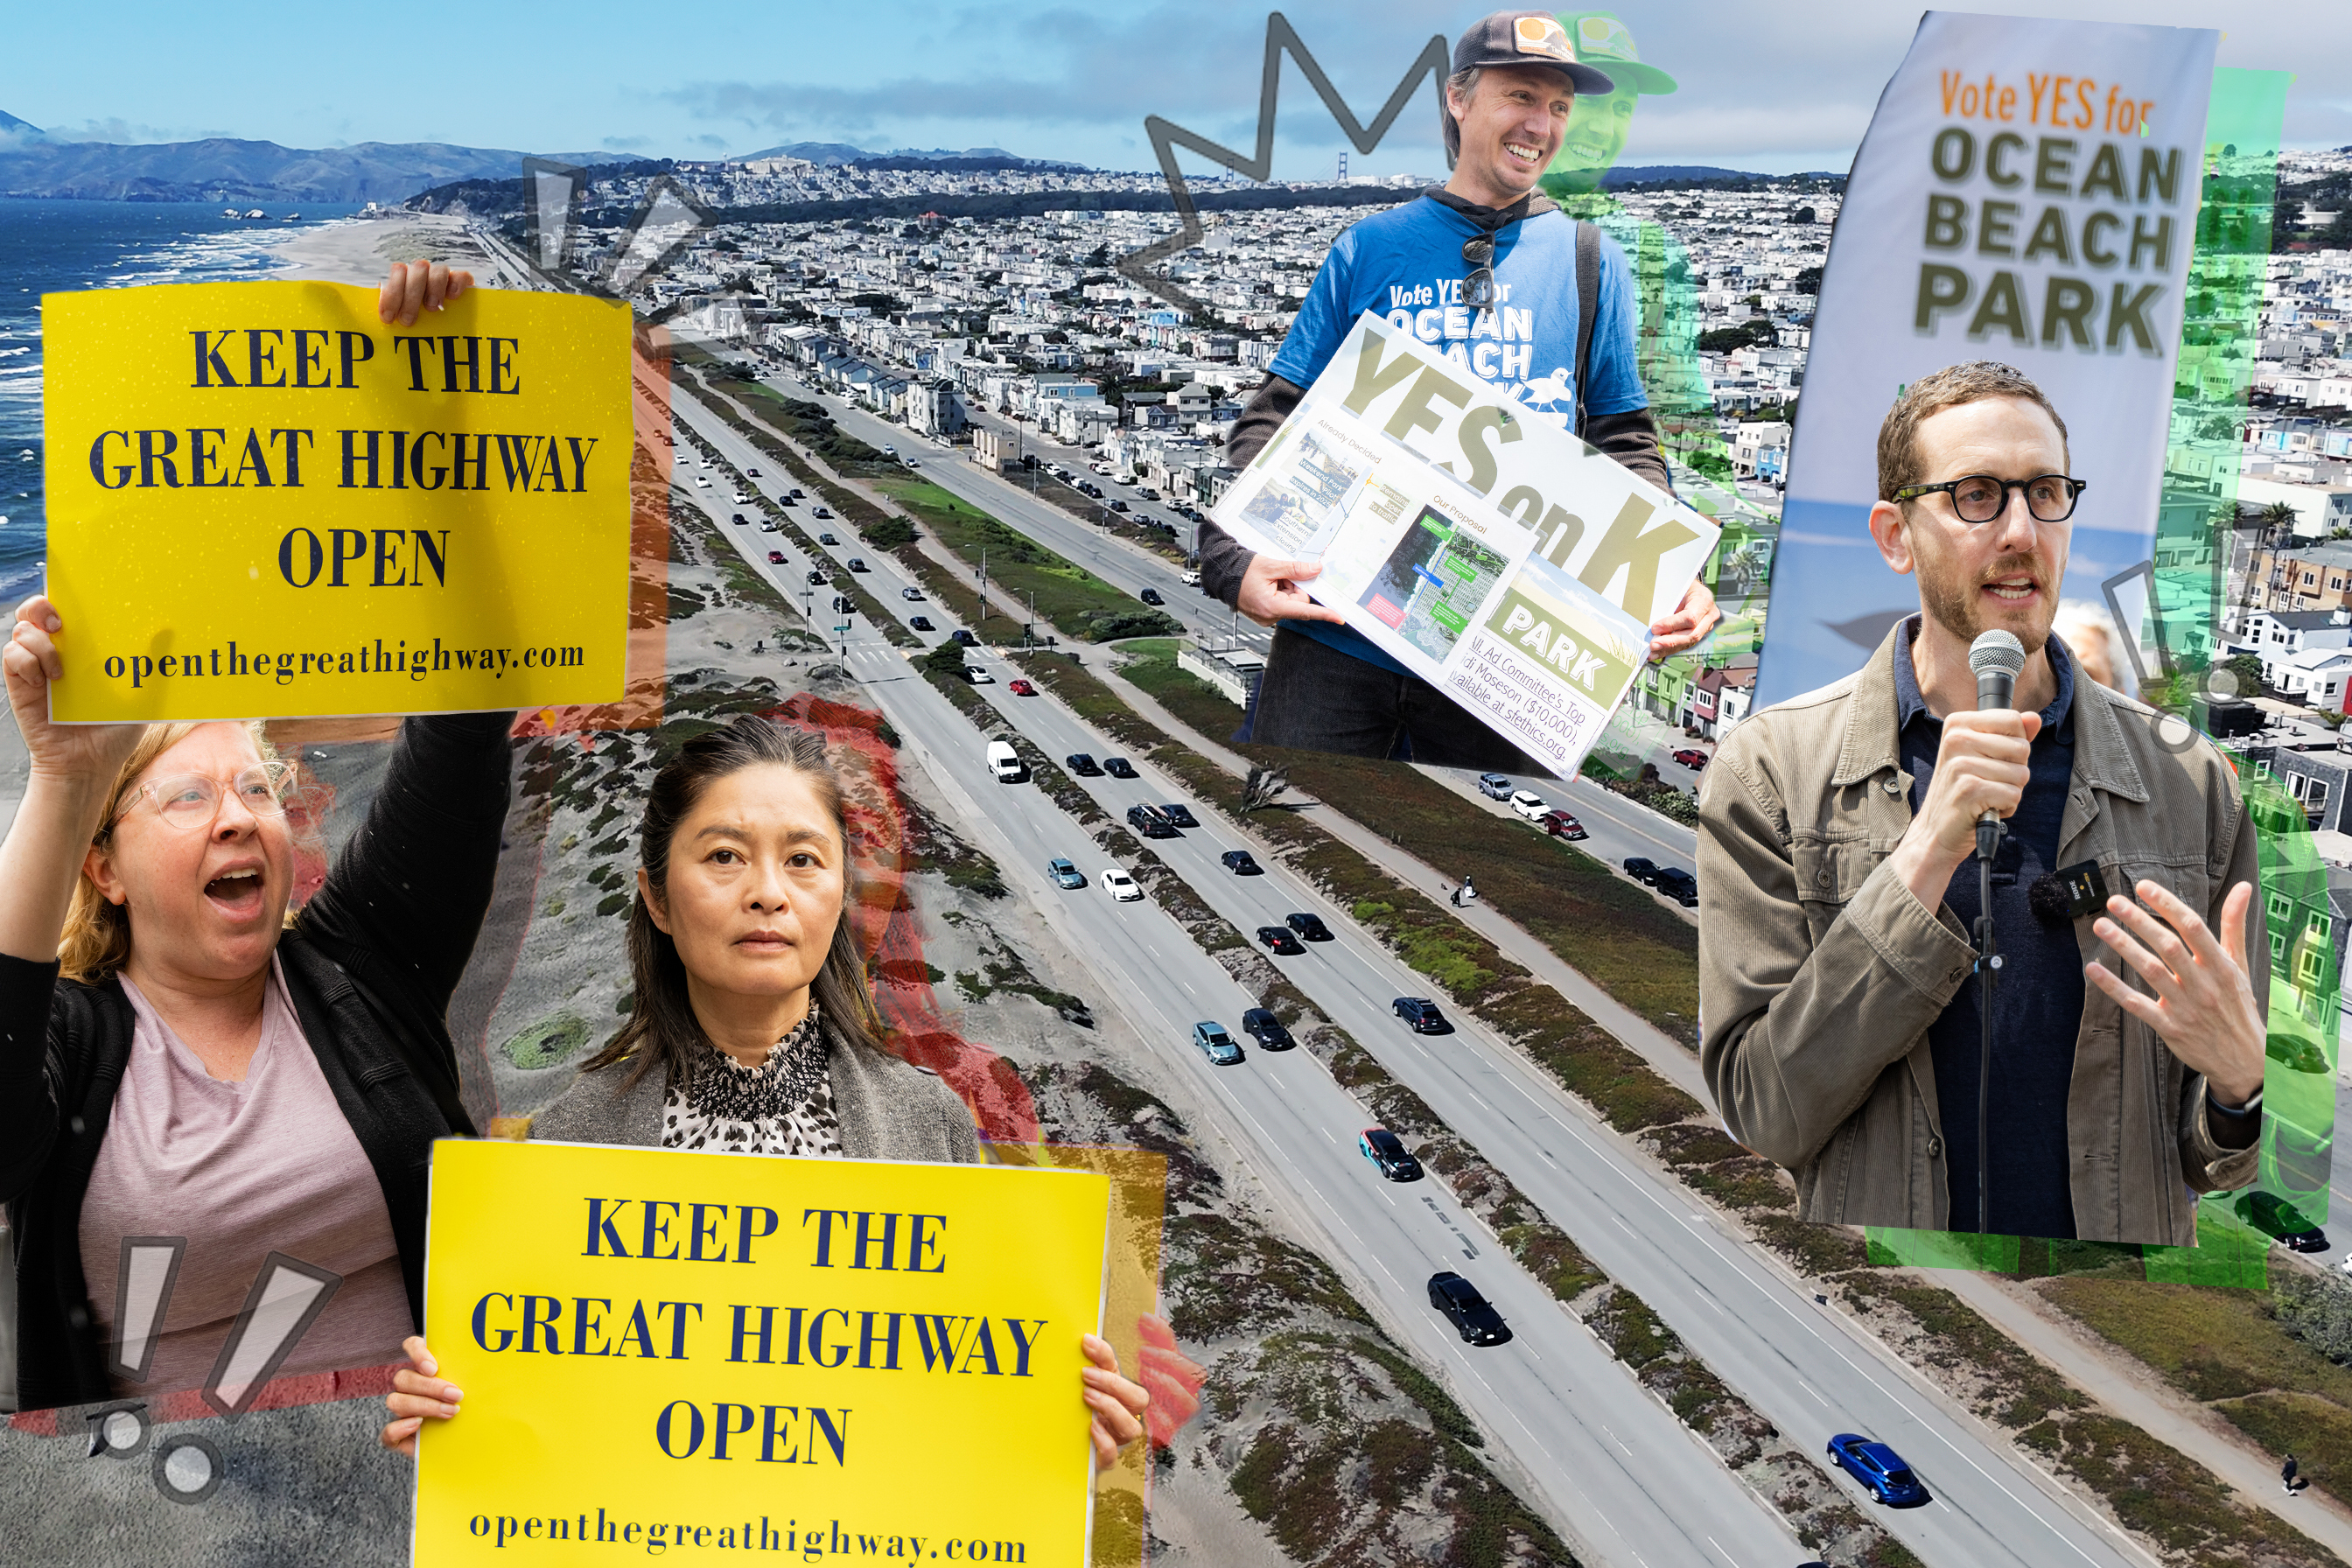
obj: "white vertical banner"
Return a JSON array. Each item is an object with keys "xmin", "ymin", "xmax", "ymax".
[{"xmin": 1754, "ymin": 12, "xmax": 2216, "ymax": 708}]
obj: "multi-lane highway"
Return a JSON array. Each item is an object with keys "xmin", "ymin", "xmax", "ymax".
[{"xmin": 663, "ymin": 370, "xmax": 2164, "ymax": 1568}]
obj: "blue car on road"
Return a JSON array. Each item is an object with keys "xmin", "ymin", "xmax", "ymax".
[
  {"xmin": 1192, "ymin": 1021, "xmax": 1244, "ymax": 1066},
  {"xmin": 1826, "ymin": 1433, "xmax": 1928, "ymax": 1506}
]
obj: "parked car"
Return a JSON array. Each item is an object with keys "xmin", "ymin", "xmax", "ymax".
[
  {"xmin": 1826, "ymin": 1434, "xmax": 1928, "ymax": 1507},
  {"xmin": 1358, "ymin": 1128, "xmax": 1423, "ymax": 1182},
  {"xmin": 846, "ymin": 558, "xmax": 869, "ymax": 572},
  {"xmin": 1255, "ymin": 925, "xmax": 1304, "ymax": 956},
  {"xmin": 818, "ymin": 532, "xmax": 839, "ymax": 545},
  {"xmin": 1138, "ymin": 587, "xmax": 1164, "ymax": 606},
  {"xmin": 1654, "ymin": 867, "xmax": 1698, "ymax": 907},
  {"xmin": 1127, "ymin": 804, "xmax": 1179, "ymax": 839},
  {"xmin": 1394, "ymin": 997, "xmax": 1452, "ymax": 1034},
  {"xmin": 1241, "ymin": 1008, "xmax": 1294, "ymax": 1050},
  {"xmin": 2238, "ymin": 1191, "xmax": 2330, "ymax": 1252},
  {"xmin": 1477, "ymin": 772, "xmax": 1514, "ymax": 801},
  {"xmin": 1158, "ymin": 803, "xmax": 1199, "ymax": 829},
  {"xmin": 1047, "ymin": 858, "xmax": 1087, "ymax": 890},
  {"xmin": 1672, "ymin": 748, "xmax": 1710, "ymax": 769},
  {"xmin": 962, "ymin": 666, "xmax": 996, "ymax": 685},
  {"xmin": 1538, "ymin": 809, "xmax": 1586, "ymax": 840},
  {"xmin": 1623, "ymin": 857, "xmax": 1660, "ymax": 885},
  {"xmin": 1286, "ymin": 912, "xmax": 1333, "ymax": 942},
  {"xmin": 1221, "ymin": 850, "xmax": 1263, "ymax": 875},
  {"xmin": 1008, "ymin": 678, "xmax": 1037, "ymax": 696},
  {"xmin": 1508, "ymin": 790, "xmax": 1549, "ymax": 820},
  {"xmin": 766, "ymin": 550, "xmax": 786, "ymax": 564},
  {"xmin": 901, "ymin": 587, "xmax": 924, "ymax": 601},
  {"xmin": 1192, "ymin": 1021, "xmax": 1243, "ymax": 1067},
  {"xmin": 1066, "ymin": 753, "xmax": 1103, "ymax": 777},
  {"xmin": 1103, "ymin": 757, "xmax": 1138, "ymax": 779},
  {"xmin": 1427, "ymin": 1272, "xmax": 1510, "ymax": 1346},
  {"xmin": 909, "ymin": 616, "xmax": 934, "ymax": 632},
  {"xmin": 1100, "ymin": 868, "xmax": 1142, "ymax": 902}
]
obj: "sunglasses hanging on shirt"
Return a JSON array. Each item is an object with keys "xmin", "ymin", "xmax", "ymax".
[{"xmin": 1461, "ymin": 235, "xmax": 1496, "ymax": 309}]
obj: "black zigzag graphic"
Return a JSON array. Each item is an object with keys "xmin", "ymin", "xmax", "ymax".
[{"xmin": 1119, "ymin": 13, "xmax": 1449, "ymax": 312}]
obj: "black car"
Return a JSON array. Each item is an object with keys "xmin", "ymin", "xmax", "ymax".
[
  {"xmin": 806, "ymin": 570, "xmax": 827, "ymax": 585},
  {"xmin": 2238, "ymin": 1191, "xmax": 2330, "ymax": 1252},
  {"xmin": 1221, "ymin": 850, "xmax": 1263, "ymax": 875},
  {"xmin": 1427, "ymin": 1271, "xmax": 1510, "ymax": 1346},
  {"xmin": 1286, "ymin": 912, "xmax": 1333, "ymax": 942},
  {"xmin": 746, "ymin": 467, "xmax": 760, "ymax": 478},
  {"xmin": 731, "ymin": 512, "xmax": 747, "ymax": 524},
  {"xmin": 1623, "ymin": 856, "xmax": 1660, "ymax": 885},
  {"xmin": 818, "ymin": 532, "xmax": 839, "ymax": 545},
  {"xmin": 1158, "ymin": 803, "xmax": 1199, "ymax": 828},
  {"xmin": 1138, "ymin": 587, "xmax": 1164, "ymax": 606},
  {"xmin": 909, "ymin": 616, "xmax": 934, "ymax": 631},
  {"xmin": 1394, "ymin": 997, "xmax": 1452, "ymax": 1034},
  {"xmin": 950, "ymin": 629, "xmax": 978, "ymax": 647},
  {"xmin": 1127, "ymin": 804, "xmax": 1179, "ymax": 839},
  {"xmin": 1653, "ymin": 867, "xmax": 1698, "ymax": 906},
  {"xmin": 1255, "ymin": 925, "xmax": 1304, "ymax": 956},
  {"xmin": 1066, "ymin": 753, "xmax": 1104, "ymax": 777},
  {"xmin": 1103, "ymin": 757, "xmax": 1138, "ymax": 779},
  {"xmin": 846, "ymin": 558, "xmax": 869, "ymax": 572},
  {"xmin": 1241, "ymin": 1007, "xmax": 1294, "ymax": 1050},
  {"xmin": 1358, "ymin": 1128, "xmax": 1422, "ymax": 1181}
]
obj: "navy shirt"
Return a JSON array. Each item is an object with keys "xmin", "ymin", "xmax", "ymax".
[{"xmin": 1893, "ymin": 620, "xmax": 2082, "ymax": 1239}]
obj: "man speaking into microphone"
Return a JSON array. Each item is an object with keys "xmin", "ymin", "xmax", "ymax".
[{"xmin": 1698, "ymin": 362, "xmax": 2266, "ymax": 1245}]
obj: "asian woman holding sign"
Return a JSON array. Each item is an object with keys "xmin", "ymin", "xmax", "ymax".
[{"xmin": 381, "ymin": 714, "xmax": 1178, "ymax": 1467}]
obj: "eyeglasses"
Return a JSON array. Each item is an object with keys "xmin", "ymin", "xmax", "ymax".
[
  {"xmin": 1461, "ymin": 236, "xmax": 1496, "ymax": 310},
  {"xmin": 107, "ymin": 760, "xmax": 298, "ymax": 835},
  {"xmin": 1893, "ymin": 473, "xmax": 2087, "ymax": 525}
]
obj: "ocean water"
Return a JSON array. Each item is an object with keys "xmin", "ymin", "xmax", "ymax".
[{"xmin": 0, "ymin": 200, "xmax": 365, "ymax": 607}]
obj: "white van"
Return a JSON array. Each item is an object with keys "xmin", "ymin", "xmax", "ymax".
[{"xmin": 986, "ymin": 740, "xmax": 1027, "ymax": 783}]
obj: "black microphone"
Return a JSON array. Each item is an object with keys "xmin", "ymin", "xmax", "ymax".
[{"xmin": 1968, "ymin": 630, "xmax": 2026, "ymax": 861}]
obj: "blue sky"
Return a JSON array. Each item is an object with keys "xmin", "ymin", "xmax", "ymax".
[{"xmin": 2, "ymin": 2, "xmax": 2342, "ymax": 174}]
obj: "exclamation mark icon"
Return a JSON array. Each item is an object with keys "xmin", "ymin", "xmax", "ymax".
[
  {"xmin": 607, "ymin": 177, "xmax": 710, "ymax": 296},
  {"xmin": 200, "ymin": 1254, "xmax": 342, "ymax": 1419},
  {"xmin": 108, "ymin": 1237, "xmax": 186, "ymax": 1384}
]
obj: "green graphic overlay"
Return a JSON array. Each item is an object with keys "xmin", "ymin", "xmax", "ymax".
[
  {"xmin": 1869, "ymin": 70, "xmax": 2306, "ymax": 1287},
  {"xmin": 1484, "ymin": 583, "xmax": 1642, "ymax": 698}
]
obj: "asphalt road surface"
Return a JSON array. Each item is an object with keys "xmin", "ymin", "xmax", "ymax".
[{"xmin": 670, "ymin": 382, "xmax": 2161, "ymax": 1568}]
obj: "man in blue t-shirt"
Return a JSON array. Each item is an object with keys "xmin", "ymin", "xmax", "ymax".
[{"xmin": 1199, "ymin": 9, "xmax": 1718, "ymax": 769}]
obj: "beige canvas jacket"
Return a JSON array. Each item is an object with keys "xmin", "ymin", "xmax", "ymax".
[{"xmin": 1698, "ymin": 621, "xmax": 2263, "ymax": 1244}]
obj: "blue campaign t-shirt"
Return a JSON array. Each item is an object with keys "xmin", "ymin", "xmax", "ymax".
[{"xmin": 1265, "ymin": 195, "xmax": 1649, "ymax": 674}]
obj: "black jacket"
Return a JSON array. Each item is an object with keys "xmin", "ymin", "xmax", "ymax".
[
  {"xmin": 1199, "ymin": 189, "xmax": 1671, "ymax": 614},
  {"xmin": 1, "ymin": 711, "xmax": 513, "ymax": 1411}
]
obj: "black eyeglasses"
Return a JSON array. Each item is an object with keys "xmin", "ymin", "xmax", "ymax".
[
  {"xmin": 1893, "ymin": 472, "xmax": 2087, "ymax": 525},
  {"xmin": 1461, "ymin": 236, "xmax": 1496, "ymax": 309}
]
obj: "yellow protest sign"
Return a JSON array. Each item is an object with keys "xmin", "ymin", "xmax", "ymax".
[
  {"xmin": 41, "ymin": 281, "xmax": 634, "ymax": 721},
  {"xmin": 416, "ymin": 1138, "xmax": 1111, "ymax": 1566}
]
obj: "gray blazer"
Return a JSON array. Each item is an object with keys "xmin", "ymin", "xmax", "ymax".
[{"xmin": 529, "ymin": 1024, "xmax": 982, "ymax": 1163}]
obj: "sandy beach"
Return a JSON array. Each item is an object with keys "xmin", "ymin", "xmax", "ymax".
[{"xmin": 265, "ymin": 208, "xmax": 514, "ymax": 289}]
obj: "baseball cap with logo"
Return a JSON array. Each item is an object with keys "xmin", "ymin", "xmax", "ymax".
[
  {"xmin": 1444, "ymin": 10, "xmax": 1615, "ymax": 163},
  {"xmin": 1558, "ymin": 11, "xmax": 1679, "ymax": 94}
]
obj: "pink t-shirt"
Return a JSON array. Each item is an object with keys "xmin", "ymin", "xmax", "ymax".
[{"xmin": 76, "ymin": 957, "xmax": 415, "ymax": 1400}]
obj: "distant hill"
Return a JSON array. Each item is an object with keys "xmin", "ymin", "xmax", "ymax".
[
  {"xmin": 1603, "ymin": 163, "xmax": 1848, "ymax": 189},
  {"xmin": 0, "ymin": 132, "xmax": 631, "ymax": 203},
  {"xmin": 0, "ymin": 109, "xmax": 39, "ymax": 138},
  {"xmin": 737, "ymin": 140, "xmax": 1088, "ymax": 173}
]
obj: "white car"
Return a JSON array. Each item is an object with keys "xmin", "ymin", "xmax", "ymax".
[
  {"xmin": 693, "ymin": 476, "xmax": 711, "ymax": 488},
  {"xmin": 1180, "ymin": 570, "xmax": 1201, "ymax": 587},
  {"xmin": 1100, "ymin": 868, "xmax": 1143, "ymax": 902},
  {"xmin": 1508, "ymin": 790, "xmax": 1549, "ymax": 820},
  {"xmin": 963, "ymin": 666, "xmax": 996, "ymax": 685},
  {"xmin": 732, "ymin": 491, "xmax": 749, "ymax": 503}
]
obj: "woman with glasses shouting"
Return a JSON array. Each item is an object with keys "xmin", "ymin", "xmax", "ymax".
[{"xmin": 0, "ymin": 265, "xmax": 508, "ymax": 1413}]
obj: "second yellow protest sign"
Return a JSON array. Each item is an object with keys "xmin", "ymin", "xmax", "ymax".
[
  {"xmin": 42, "ymin": 280, "xmax": 634, "ymax": 721},
  {"xmin": 416, "ymin": 1138, "xmax": 1111, "ymax": 1566}
]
